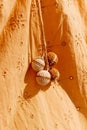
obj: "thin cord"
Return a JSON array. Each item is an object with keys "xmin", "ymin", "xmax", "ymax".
[{"xmin": 36, "ymin": 0, "xmax": 49, "ymax": 70}]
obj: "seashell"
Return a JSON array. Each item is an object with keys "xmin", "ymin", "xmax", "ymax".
[
  {"xmin": 47, "ymin": 52, "xmax": 58, "ymax": 66},
  {"xmin": 49, "ymin": 68, "xmax": 60, "ymax": 80},
  {"xmin": 31, "ymin": 57, "xmax": 45, "ymax": 72},
  {"xmin": 36, "ymin": 70, "xmax": 51, "ymax": 86}
]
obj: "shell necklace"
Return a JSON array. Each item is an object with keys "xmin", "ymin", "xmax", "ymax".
[{"xmin": 31, "ymin": 0, "xmax": 60, "ymax": 86}]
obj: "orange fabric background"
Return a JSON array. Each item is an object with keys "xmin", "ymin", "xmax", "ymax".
[{"xmin": 0, "ymin": 0, "xmax": 87, "ymax": 130}]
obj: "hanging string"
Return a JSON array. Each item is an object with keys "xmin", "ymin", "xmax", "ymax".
[{"xmin": 36, "ymin": 0, "xmax": 49, "ymax": 71}]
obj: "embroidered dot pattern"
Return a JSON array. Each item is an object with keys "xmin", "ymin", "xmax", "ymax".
[
  {"xmin": 20, "ymin": 41, "xmax": 23, "ymax": 46},
  {"xmin": 0, "ymin": 1, "xmax": 3, "ymax": 18},
  {"xmin": 69, "ymin": 76, "xmax": 74, "ymax": 80},
  {"xmin": 76, "ymin": 107, "xmax": 80, "ymax": 111},
  {"xmin": 0, "ymin": 3, "xmax": 3, "ymax": 9},
  {"xmin": 8, "ymin": 12, "xmax": 26, "ymax": 31},
  {"xmin": 61, "ymin": 41, "xmax": 67, "ymax": 46},
  {"xmin": 30, "ymin": 113, "xmax": 34, "ymax": 119},
  {"xmin": 74, "ymin": 33, "xmax": 83, "ymax": 45},
  {"xmin": 8, "ymin": 108, "xmax": 11, "ymax": 112},
  {"xmin": 16, "ymin": 57, "xmax": 25, "ymax": 71},
  {"xmin": 2, "ymin": 68, "xmax": 8, "ymax": 78}
]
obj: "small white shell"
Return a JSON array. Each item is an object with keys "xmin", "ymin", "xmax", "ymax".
[
  {"xmin": 36, "ymin": 70, "xmax": 51, "ymax": 86},
  {"xmin": 31, "ymin": 57, "xmax": 45, "ymax": 72}
]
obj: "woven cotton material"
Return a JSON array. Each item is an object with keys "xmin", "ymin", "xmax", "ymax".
[{"xmin": 0, "ymin": 0, "xmax": 87, "ymax": 130}]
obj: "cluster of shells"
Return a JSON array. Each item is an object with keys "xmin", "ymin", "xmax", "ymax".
[{"xmin": 31, "ymin": 52, "xmax": 60, "ymax": 86}]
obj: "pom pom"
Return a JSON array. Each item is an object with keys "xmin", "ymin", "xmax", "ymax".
[
  {"xmin": 49, "ymin": 68, "xmax": 60, "ymax": 80},
  {"xmin": 47, "ymin": 52, "xmax": 58, "ymax": 66},
  {"xmin": 31, "ymin": 57, "xmax": 45, "ymax": 72},
  {"xmin": 36, "ymin": 70, "xmax": 51, "ymax": 86}
]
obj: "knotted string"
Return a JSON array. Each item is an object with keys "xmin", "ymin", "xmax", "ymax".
[{"xmin": 37, "ymin": 0, "xmax": 49, "ymax": 71}]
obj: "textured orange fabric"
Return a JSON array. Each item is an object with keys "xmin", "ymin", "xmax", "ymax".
[{"xmin": 0, "ymin": 0, "xmax": 87, "ymax": 130}]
